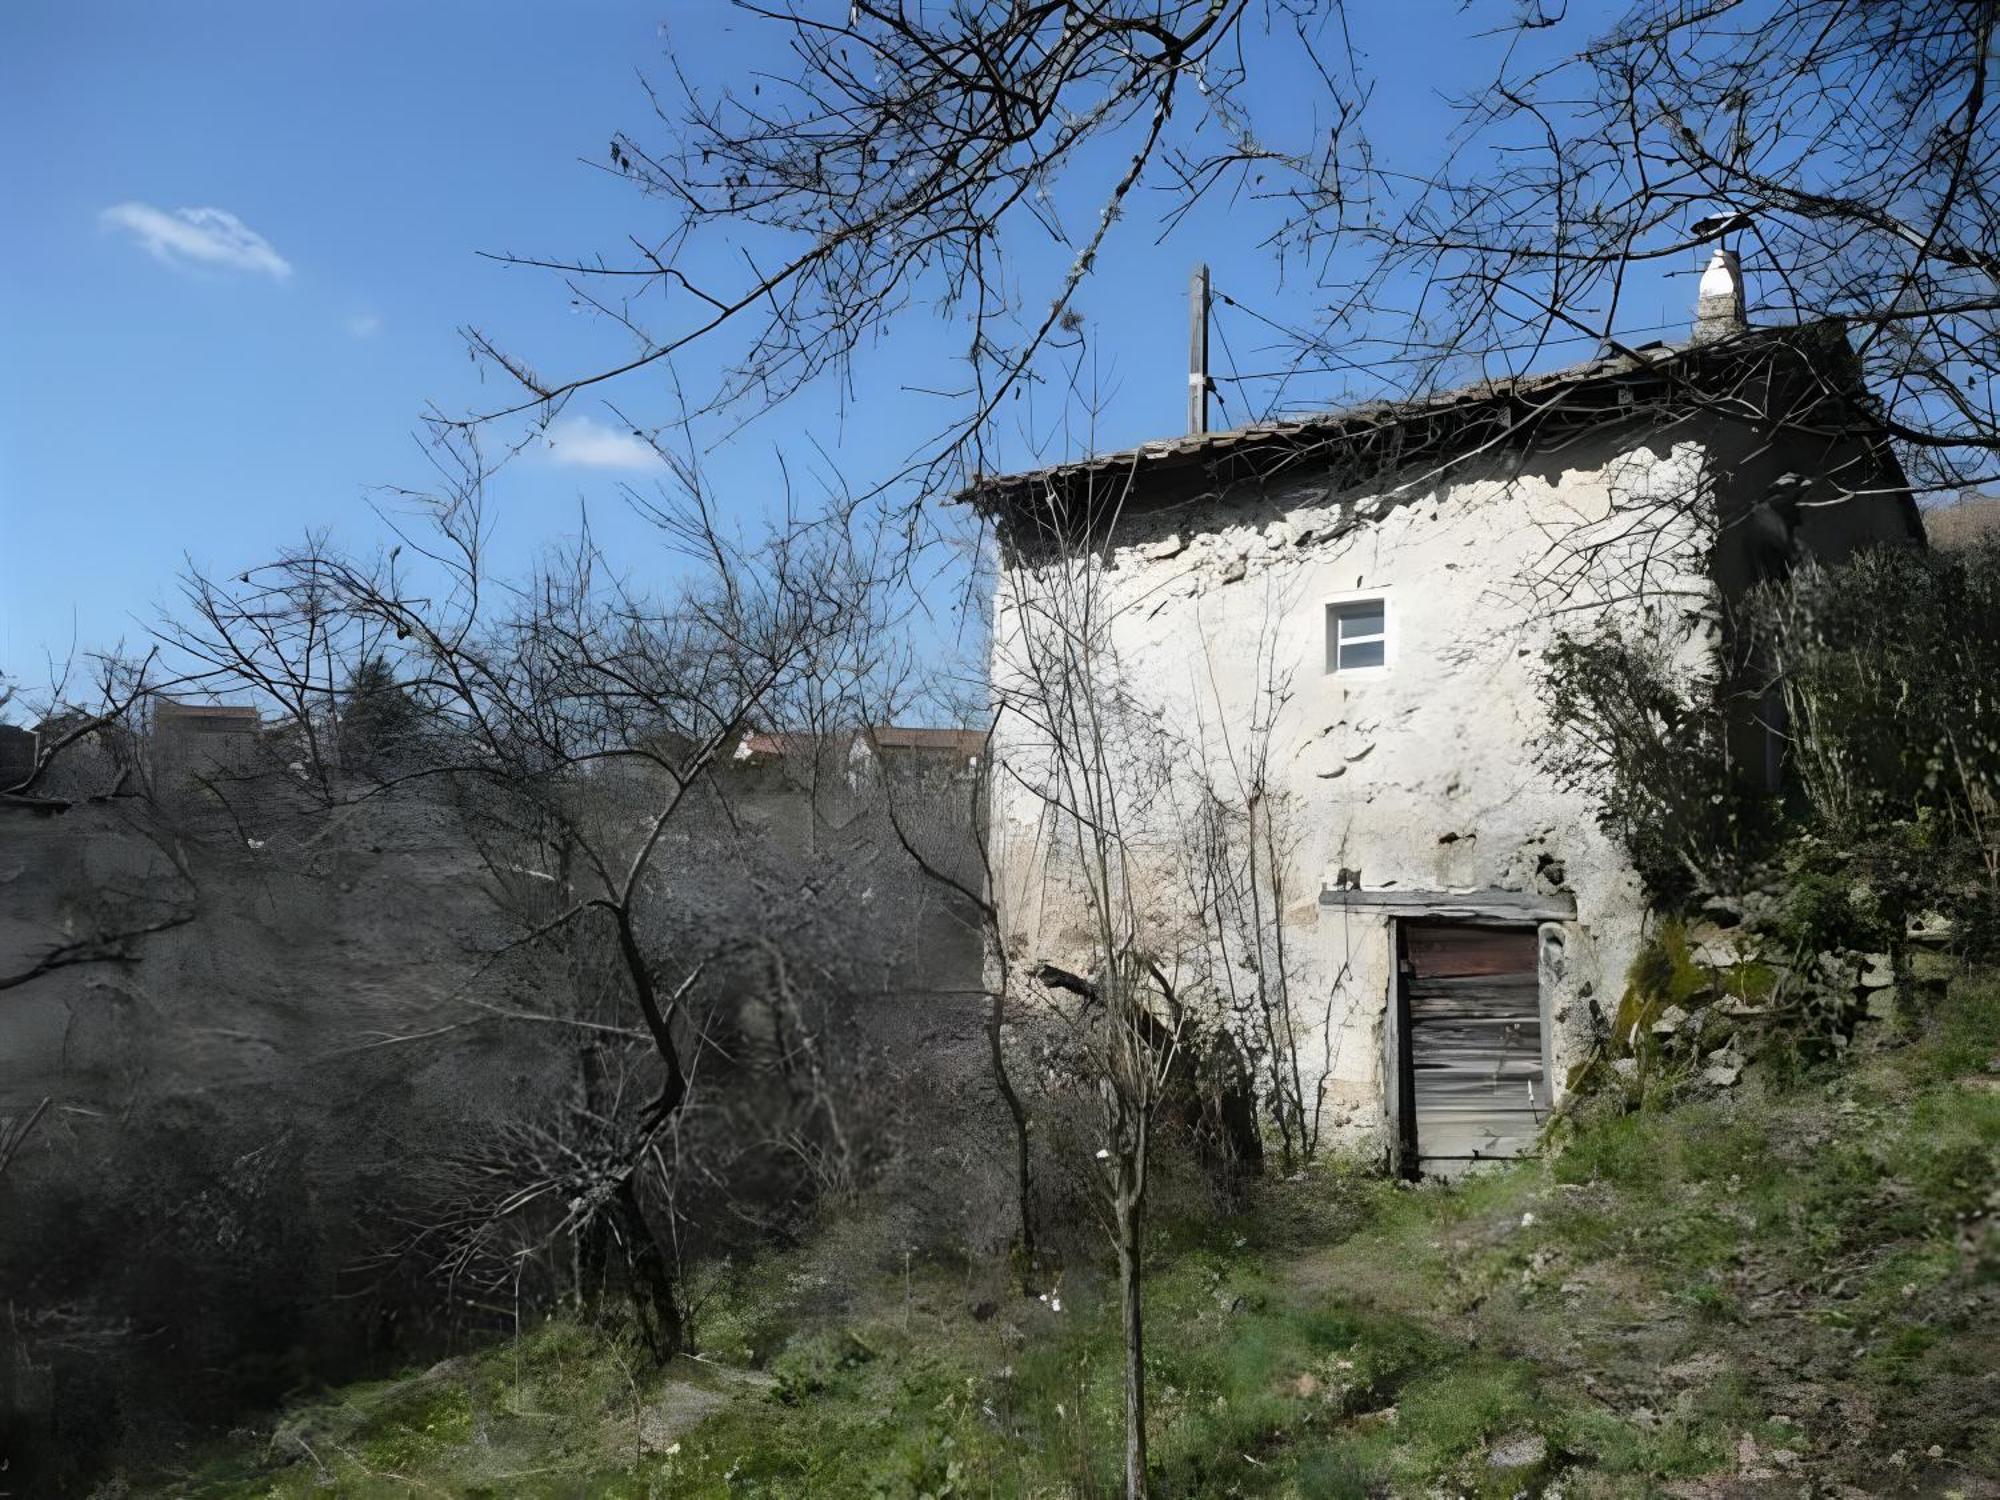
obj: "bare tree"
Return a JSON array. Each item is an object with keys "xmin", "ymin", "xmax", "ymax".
[
  {"xmin": 1350, "ymin": 0, "xmax": 2000, "ymax": 497},
  {"xmin": 1171, "ymin": 594, "xmax": 1331, "ymax": 1175},
  {"xmin": 450, "ymin": 2, "xmax": 1368, "ymax": 501},
  {"xmin": 879, "ymin": 717, "xmax": 1041, "ymax": 1267},
  {"xmin": 0, "ymin": 652, "xmax": 211, "ymax": 995},
  {"xmin": 439, "ymin": 1, "xmax": 2000, "ymax": 522},
  {"xmin": 159, "ymin": 439, "xmax": 887, "ymax": 1357},
  {"xmin": 989, "ymin": 478, "xmax": 1199, "ymax": 1500},
  {"xmin": 1, "ymin": 648, "xmax": 169, "ymax": 812}
]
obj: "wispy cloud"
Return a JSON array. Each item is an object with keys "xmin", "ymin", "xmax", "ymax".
[
  {"xmin": 100, "ymin": 202, "xmax": 293, "ymax": 280},
  {"xmin": 543, "ymin": 416, "xmax": 665, "ymax": 472},
  {"xmin": 345, "ymin": 310, "xmax": 383, "ymax": 339}
]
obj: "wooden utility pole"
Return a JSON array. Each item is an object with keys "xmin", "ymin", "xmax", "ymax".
[{"xmin": 1188, "ymin": 263, "xmax": 1210, "ymax": 435}]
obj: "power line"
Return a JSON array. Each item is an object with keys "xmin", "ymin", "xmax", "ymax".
[
  {"xmin": 1211, "ymin": 288, "xmax": 1245, "ymax": 424},
  {"xmin": 1206, "ymin": 288, "xmax": 1711, "ymax": 414}
]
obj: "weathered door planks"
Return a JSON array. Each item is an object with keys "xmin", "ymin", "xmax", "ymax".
[{"xmin": 1399, "ymin": 923, "xmax": 1547, "ymax": 1176}]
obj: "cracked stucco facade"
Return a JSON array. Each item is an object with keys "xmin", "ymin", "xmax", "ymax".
[{"xmin": 985, "ymin": 419, "xmax": 1916, "ymax": 1160}]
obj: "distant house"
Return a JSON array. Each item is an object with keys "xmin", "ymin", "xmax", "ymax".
[
  {"xmin": 860, "ymin": 726, "xmax": 986, "ymax": 782},
  {"xmin": 730, "ymin": 729, "xmax": 828, "ymax": 767},
  {"xmin": 152, "ymin": 699, "xmax": 262, "ymax": 738},
  {"xmin": 151, "ymin": 697, "xmax": 263, "ymax": 780},
  {"xmin": 719, "ymin": 724, "xmax": 988, "ymax": 866},
  {"xmin": 967, "ymin": 255, "xmax": 1921, "ymax": 1177},
  {"xmin": 0, "ymin": 726, "xmax": 38, "ymax": 792},
  {"xmin": 730, "ymin": 724, "xmax": 986, "ymax": 790}
]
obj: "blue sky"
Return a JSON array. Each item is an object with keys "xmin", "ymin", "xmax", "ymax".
[{"xmin": 0, "ymin": 2, "xmax": 1674, "ymax": 697}]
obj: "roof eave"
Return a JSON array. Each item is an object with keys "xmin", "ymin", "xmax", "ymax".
[{"xmin": 958, "ymin": 322, "xmax": 1856, "ymax": 520}]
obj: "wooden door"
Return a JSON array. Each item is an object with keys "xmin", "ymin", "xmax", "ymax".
[{"xmin": 1400, "ymin": 923, "xmax": 1547, "ymax": 1176}]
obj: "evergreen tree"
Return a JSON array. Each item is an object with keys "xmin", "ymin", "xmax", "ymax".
[{"xmin": 339, "ymin": 655, "xmax": 420, "ymax": 770}]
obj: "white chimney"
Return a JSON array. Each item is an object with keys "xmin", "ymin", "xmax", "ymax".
[{"xmin": 1692, "ymin": 246, "xmax": 1746, "ymax": 342}]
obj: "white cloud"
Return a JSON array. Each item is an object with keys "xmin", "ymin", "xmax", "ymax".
[
  {"xmin": 345, "ymin": 310, "xmax": 383, "ymax": 339},
  {"xmin": 543, "ymin": 416, "xmax": 664, "ymax": 472},
  {"xmin": 100, "ymin": 202, "xmax": 293, "ymax": 280}
]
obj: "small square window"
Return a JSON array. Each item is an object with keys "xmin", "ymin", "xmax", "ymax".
[{"xmin": 1327, "ymin": 598, "xmax": 1388, "ymax": 675}]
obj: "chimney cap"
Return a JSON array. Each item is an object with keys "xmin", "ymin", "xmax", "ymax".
[{"xmin": 1691, "ymin": 209, "xmax": 1755, "ymax": 241}]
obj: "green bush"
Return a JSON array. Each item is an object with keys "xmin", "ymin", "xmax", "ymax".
[
  {"xmin": 1544, "ymin": 542, "xmax": 2000, "ymax": 954},
  {"xmin": 1749, "ymin": 545, "xmax": 2000, "ymax": 838},
  {"xmin": 1541, "ymin": 615, "xmax": 1752, "ymax": 905},
  {"xmin": 1749, "ymin": 545, "xmax": 2000, "ymax": 957}
]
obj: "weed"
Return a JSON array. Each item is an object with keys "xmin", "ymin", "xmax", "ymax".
[{"xmin": 151, "ymin": 969, "xmax": 2000, "ymax": 1500}]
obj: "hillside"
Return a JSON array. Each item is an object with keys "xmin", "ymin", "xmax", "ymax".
[
  {"xmin": 125, "ymin": 970, "xmax": 2000, "ymax": 1498},
  {"xmin": 0, "ymin": 780, "xmax": 576, "ymax": 1488}
]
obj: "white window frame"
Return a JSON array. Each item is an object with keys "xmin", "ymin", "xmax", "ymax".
[{"xmin": 1324, "ymin": 590, "xmax": 1393, "ymax": 679}]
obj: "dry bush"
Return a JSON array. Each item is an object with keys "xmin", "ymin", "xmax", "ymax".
[{"xmin": 1924, "ymin": 494, "xmax": 2000, "ymax": 552}]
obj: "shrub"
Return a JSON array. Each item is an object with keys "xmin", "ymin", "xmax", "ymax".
[
  {"xmin": 1747, "ymin": 544, "xmax": 2000, "ymax": 856},
  {"xmin": 1543, "ymin": 543, "xmax": 2000, "ymax": 955},
  {"xmin": 1540, "ymin": 615, "xmax": 1754, "ymax": 905},
  {"xmin": 337, "ymin": 654, "xmax": 426, "ymax": 773}
]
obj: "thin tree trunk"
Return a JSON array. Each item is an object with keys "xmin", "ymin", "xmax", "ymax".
[
  {"xmin": 879, "ymin": 776, "xmax": 1038, "ymax": 1269},
  {"xmin": 602, "ymin": 904, "xmax": 689, "ymax": 1359},
  {"xmin": 987, "ymin": 985, "xmax": 1037, "ymax": 1267},
  {"xmin": 616, "ymin": 1174, "xmax": 683, "ymax": 1360},
  {"xmin": 1115, "ymin": 1174, "xmax": 1147, "ymax": 1500}
]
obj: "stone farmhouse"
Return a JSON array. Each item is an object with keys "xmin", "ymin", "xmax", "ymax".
[{"xmin": 968, "ymin": 259, "xmax": 1922, "ymax": 1177}]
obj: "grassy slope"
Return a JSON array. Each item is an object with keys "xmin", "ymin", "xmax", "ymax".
[{"xmin": 145, "ymin": 974, "xmax": 2000, "ymax": 1499}]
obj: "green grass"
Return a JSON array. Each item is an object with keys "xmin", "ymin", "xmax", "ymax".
[{"xmin": 142, "ymin": 970, "xmax": 2000, "ymax": 1498}]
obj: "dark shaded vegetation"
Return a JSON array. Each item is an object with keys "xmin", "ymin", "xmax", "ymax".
[
  {"xmin": 0, "ymin": 732, "xmax": 1003, "ymax": 1496},
  {"xmin": 336, "ymin": 656, "xmax": 426, "ymax": 775},
  {"xmin": 1544, "ymin": 541, "xmax": 2000, "ymax": 961},
  {"xmin": 144, "ymin": 969, "xmax": 1999, "ymax": 1498}
]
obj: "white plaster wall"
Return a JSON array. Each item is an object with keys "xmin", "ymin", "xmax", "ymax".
[{"xmin": 987, "ymin": 432, "xmax": 1718, "ymax": 1155}]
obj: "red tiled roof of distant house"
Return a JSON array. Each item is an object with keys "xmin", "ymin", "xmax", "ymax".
[
  {"xmin": 154, "ymin": 698, "xmax": 262, "ymax": 732},
  {"xmin": 865, "ymin": 726, "xmax": 987, "ymax": 758}
]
